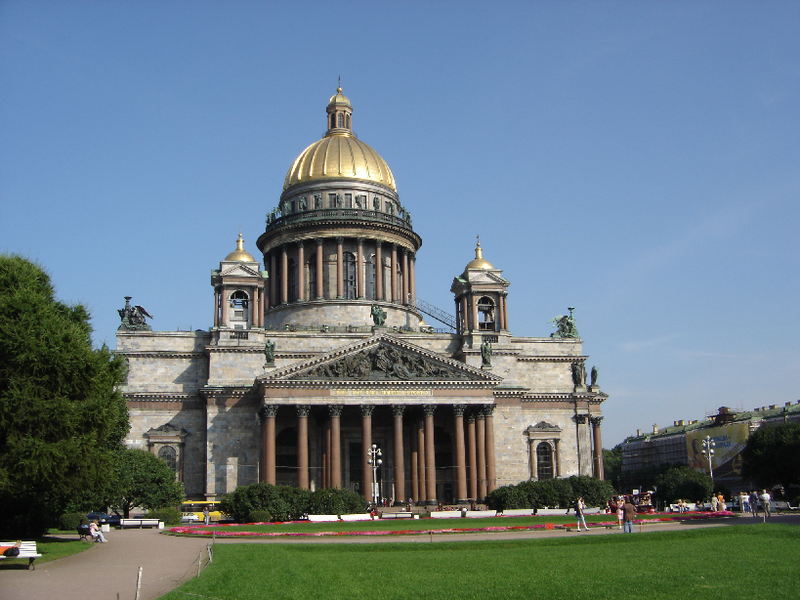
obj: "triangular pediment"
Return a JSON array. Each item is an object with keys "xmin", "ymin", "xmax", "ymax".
[
  {"xmin": 220, "ymin": 263, "xmax": 261, "ymax": 278},
  {"xmin": 258, "ymin": 334, "xmax": 501, "ymax": 384}
]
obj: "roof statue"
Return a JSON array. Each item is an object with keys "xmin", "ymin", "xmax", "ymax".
[
  {"xmin": 117, "ymin": 296, "xmax": 153, "ymax": 331},
  {"xmin": 549, "ymin": 307, "xmax": 579, "ymax": 339}
]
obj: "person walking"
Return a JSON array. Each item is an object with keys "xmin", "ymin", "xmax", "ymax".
[
  {"xmin": 740, "ymin": 491, "xmax": 750, "ymax": 514},
  {"xmin": 710, "ymin": 493, "xmax": 719, "ymax": 512},
  {"xmin": 749, "ymin": 490, "xmax": 760, "ymax": 517},
  {"xmin": 760, "ymin": 489, "xmax": 772, "ymax": 517},
  {"xmin": 574, "ymin": 497, "xmax": 589, "ymax": 532},
  {"xmin": 623, "ymin": 498, "xmax": 637, "ymax": 533},
  {"xmin": 203, "ymin": 507, "xmax": 210, "ymax": 525}
]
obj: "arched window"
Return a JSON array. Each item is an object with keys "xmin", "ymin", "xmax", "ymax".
[
  {"xmin": 477, "ymin": 296, "xmax": 495, "ymax": 331},
  {"xmin": 337, "ymin": 112, "xmax": 344, "ymax": 128},
  {"xmin": 343, "ymin": 252, "xmax": 357, "ymax": 299},
  {"xmin": 158, "ymin": 446, "xmax": 177, "ymax": 473},
  {"xmin": 537, "ymin": 442, "xmax": 553, "ymax": 480},
  {"xmin": 230, "ymin": 290, "xmax": 249, "ymax": 308}
]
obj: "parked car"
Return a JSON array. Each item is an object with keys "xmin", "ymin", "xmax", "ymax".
[
  {"xmin": 85, "ymin": 512, "xmax": 122, "ymax": 527},
  {"xmin": 181, "ymin": 512, "xmax": 201, "ymax": 523}
]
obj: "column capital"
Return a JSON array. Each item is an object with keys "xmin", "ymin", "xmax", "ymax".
[
  {"xmin": 361, "ymin": 404, "xmax": 375, "ymax": 418},
  {"xmin": 573, "ymin": 413, "xmax": 588, "ymax": 425},
  {"xmin": 357, "ymin": 237, "xmax": 365, "ymax": 245},
  {"xmin": 392, "ymin": 404, "xmax": 406, "ymax": 418},
  {"xmin": 297, "ymin": 405, "xmax": 310, "ymax": 418},
  {"xmin": 423, "ymin": 404, "xmax": 436, "ymax": 417},
  {"xmin": 401, "ymin": 247, "xmax": 409, "ymax": 256},
  {"xmin": 328, "ymin": 405, "xmax": 343, "ymax": 418},
  {"xmin": 375, "ymin": 239, "xmax": 384, "ymax": 248},
  {"xmin": 316, "ymin": 237, "xmax": 324, "ymax": 247},
  {"xmin": 482, "ymin": 404, "xmax": 496, "ymax": 417},
  {"xmin": 589, "ymin": 416, "xmax": 604, "ymax": 427},
  {"xmin": 466, "ymin": 413, "xmax": 477, "ymax": 424},
  {"xmin": 336, "ymin": 236, "xmax": 344, "ymax": 244},
  {"xmin": 261, "ymin": 405, "xmax": 279, "ymax": 418},
  {"xmin": 296, "ymin": 240, "xmax": 304, "ymax": 248},
  {"xmin": 453, "ymin": 404, "xmax": 467, "ymax": 417}
]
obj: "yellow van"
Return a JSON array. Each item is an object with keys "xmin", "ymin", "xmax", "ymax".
[{"xmin": 181, "ymin": 501, "xmax": 224, "ymax": 523}]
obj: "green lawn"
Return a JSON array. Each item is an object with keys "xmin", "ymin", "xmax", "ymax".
[
  {"xmin": 159, "ymin": 524, "xmax": 799, "ymax": 600},
  {"xmin": 0, "ymin": 534, "xmax": 93, "ymax": 569}
]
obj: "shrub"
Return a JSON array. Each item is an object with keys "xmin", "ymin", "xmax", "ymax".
[
  {"xmin": 147, "ymin": 508, "xmax": 182, "ymax": 525},
  {"xmin": 219, "ymin": 483, "xmax": 294, "ymax": 523},
  {"xmin": 655, "ymin": 467, "xmax": 713, "ymax": 504},
  {"xmin": 567, "ymin": 476, "xmax": 617, "ymax": 508},
  {"xmin": 278, "ymin": 486, "xmax": 313, "ymax": 520},
  {"xmin": 248, "ymin": 510, "xmax": 272, "ymax": 523},
  {"xmin": 484, "ymin": 485, "xmax": 526, "ymax": 511},
  {"xmin": 308, "ymin": 488, "xmax": 368, "ymax": 515},
  {"xmin": 59, "ymin": 512, "xmax": 86, "ymax": 530}
]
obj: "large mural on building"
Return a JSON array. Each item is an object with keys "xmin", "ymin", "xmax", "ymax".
[{"xmin": 686, "ymin": 422, "xmax": 748, "ymax": 480}]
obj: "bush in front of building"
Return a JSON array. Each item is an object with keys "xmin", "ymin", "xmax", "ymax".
[
  {"xmin": 654, "ymin": 467, "xmax": 713, "ymax": 504},
  {"xmin": 485, "ymin": 477, "xmax": 615, "ymax": 511},
  {"xmin": 248, "ymin": 510, "xmax": 272, "ymax": 523},
  {"xmin": 307, "ymin": 488, "xmax": 368, "ymax": 516},
  {"xmin": 147, "ymin": 508, "xmax": 182, "ymax": 525},
  {"xmin": 220, "ymin": 483, "xmax": 294, "ymax": 523},
  {"xmin": 58, "ymin": 512, "xmax": 87, "ymax": 531}
]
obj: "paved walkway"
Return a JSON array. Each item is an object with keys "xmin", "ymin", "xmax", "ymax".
[{"xmin": 1, "ymin": 514, "xmax": 795, "ymax": 600}]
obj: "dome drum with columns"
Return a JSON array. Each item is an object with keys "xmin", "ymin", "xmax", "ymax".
[{"xmin": 116, "ymin": 87, "xmax": 608, "ymax": 507}]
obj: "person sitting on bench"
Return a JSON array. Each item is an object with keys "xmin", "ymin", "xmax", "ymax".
[{"xmin": 89, "ymin": 520, "xmax": 107, "ymax": 543}]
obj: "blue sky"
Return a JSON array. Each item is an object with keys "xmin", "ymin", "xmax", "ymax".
[{"xmin": 2, "ymin": 1, "xmax": 798, "ymax": 447}]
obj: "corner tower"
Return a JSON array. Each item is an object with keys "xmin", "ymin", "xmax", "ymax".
[{"xmin": 256, "ymin": 87, "xmax": 423, "ymax": 331}]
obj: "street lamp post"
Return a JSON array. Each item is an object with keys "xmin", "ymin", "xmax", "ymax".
[
  {"xmin": 367, "ymin": 444, "xmax": 382, "ymax": 507},
  {"xmin": 701, "ymin": 435, "xmax": 716, "ymax": 486}
]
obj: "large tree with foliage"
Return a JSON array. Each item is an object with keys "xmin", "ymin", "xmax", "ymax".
[
  {"xmin": 0, "ymin": 256, "xmax": 130, "ymax": 536},
  {"xmin": 741, "ymin": 421, "xmax": 800, "ymax": 489},
  {"xmin": 654, "ymin": 467, "xmax": 713, "ymax": 504},
  {"xmin": 110, "ymin": 448, "xmax": 185, "ymax": 517},
  {"xmin": 603, "ymin": 445, "xmax": 623, "ymax": 490}
]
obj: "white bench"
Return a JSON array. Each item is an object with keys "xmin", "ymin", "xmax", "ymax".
[
  {"xmin": 340, "ymin": 513, "xmax": 372, "ymax": 522},
  {"xmin": 380, "ymin": 512, "xmax": 415, "ymax": 519},
  {"xmin": 464, "ymin": 510, "xmax": 497, "ymax": 518},
  {"xmin": 307, "ymin": 515, "xmax": 339, "ymax": 522},
  {"xmin": 119, "ymin": 518, "xmax": 161, "ymax": 529},
  {"xmin": 430, "ymin": 511, "xmax": 464, "ymax": 519},
  {"xmin": 499, "ymin": 509, "xmax": 534, "ymax": 517},
  {"xmin": 0, "ymin": 541, "xmax": 42, "ymax": 570}
]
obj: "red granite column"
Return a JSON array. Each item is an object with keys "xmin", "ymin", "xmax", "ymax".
[
  {"xmin": 315, "ymin": 239, "xmax": 324, "ymax": 299},
  {"xmin": 476, "ymin": 411, "xmax": 487, "ymax": 500},
  {"xmin": 214, "ymin": 289, "xmax": 220, "ymax": 327},
  {"xmin": 296, "ymin": 241, "xmax": 305, "ymax": 302},
  {"xmin": 409, "ymin": 253, "xmax": 416, "ymax": 303},
  {"xmin": 297, "ymin": 406, "xmax": 309, "ymax": 489},
  {"xmin": 591, "ymin": 416, "xmax": 604, "ymax": 480},
  {"xmin": 484, "ymin": 405, "xmax": 497, "ymax": 493},
  {"xmin": 375, "ymin": 241, "xmax": 384, "ymax": 301},
  {"xmin": 410, "ymin": 419, "xmax": 419, "ymax": 504},
  {"xmin": 357, "ymin": 238, "xmax": 365, "ymax": 299},
  {"xmin": 361, "ymin": 405, "xmax": 373, "ymax": 501},
  {"xmin": 336, "ymin": 237, "xmax": 344, "ymax": 299},
  {"xmin": 390, "ymin": 245, "xmax": 398, "ymax": 302},
  {"xmin": 323, "ymin": 420, "xmax": 330, "ymax": 489},
  {"xmin": 461, "ymin": 296, "xmax": 469, "ymax": 333},
  {"xmin": 269, "ymin": 253, "xmax": 277, "ymax": 306},
  {"xmin": 424, "ymin": 404, "xmax": 437, "ymax": 506},
  {"xmin": 329, "ymin": 405, "xmax": 342, "ymax": 488},
  {"xmin": 280, "ymin": 245, "xmax": 288, "ymax": 304},
  {"xmin": 263, "ymin": 405, "xmax": 277, "ymax": 485},
  {"xmin": 467, "ymin": 412, "xmax": 478, "ymax": 500},
  {"xmin": 401, "ymin": 248, "xmax": 409, "ymax": 305},
  {"xmin": 453, "ymin": 405, "xmax": 468, "ymax": 504},
  {"xmin": 392, "ymin": 405, "xmax": 406, "ymax": 506},
  {"xmin": 416, "ymin": 418, "xmax": 426, "ymax": 505},
  {"xmin": 221, "ymin": 289, "xmax": 228, "ymax": 325}
]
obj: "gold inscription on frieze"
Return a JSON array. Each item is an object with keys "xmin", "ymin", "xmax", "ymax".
[{"xmin": 330, "ymin": 389, "xmax": 433, "ymax": 397}]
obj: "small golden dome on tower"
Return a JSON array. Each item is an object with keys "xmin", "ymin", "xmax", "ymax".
[
  {"xmin": 463, "ymin": 237, "xmax": 494, "ymax": 273},
  {"xmin": 225, "ymin": 233, "xmax": 256, "ymax": 262}
]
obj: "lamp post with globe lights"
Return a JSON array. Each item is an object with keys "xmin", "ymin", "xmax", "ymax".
[
  {"xmin": 701, "ymin": 436, "xmax": 716, "ymax": 486},
  {"xmin": 367, "ymin": 444, "xmax": 382, "ymax": 507}
]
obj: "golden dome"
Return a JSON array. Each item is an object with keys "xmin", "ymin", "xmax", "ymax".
[
  {"xmin": 283, "ymin": 87, "xmax": 397, "ymax": 192},
  {"xmin": 225, "ymin": 233, "xmax": 256, "ymax": 262},
  {"xmin": 464, "ymin": 238, "xmax": 494, "ymax": 272}
]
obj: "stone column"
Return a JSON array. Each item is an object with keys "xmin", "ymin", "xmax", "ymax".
[
  {"xmin": 467, "ymin": 413, "xmax": 478, "ymax": 500},
  {"xmin": 375, "ymin": 240, "xmax": 384, "ymax": 301},
  {"xmin": 453, "ymin": 405, "xmax": 468, "ymax": 504},
  {"xmin": 296, "ymin": 241, "xmax": 305, "ymax": 302},
  {"xmin": 259, "ymin": 286, "xmax": 266, "ymax": 326},
  {"xmin": 471, "ymin": 292, "xmax": 479, "ymax": 334},
  {"xmin": 280, "ymin": 245, "xmax": 288, "ymax": 304},
  {"xmin": 329, "ymin": 405, "xmax": 342, "ymax": 488},
  {"xmin": 410, "ymin": 418, "xmax": 419, "ymax": 504},
  {"xmin": 461, "ymin": 296, "xmax": 469, "ymax": 333},
  {"xmin": 555, "ymin": 439, "xmax": 561, "ymax": 477},
  {"xmin": 409, "ymin": 253, "xmax": 416, "ymax": 303},
  {"xmin": 476, "ymin": 411, "xmax": 487, "ymax": 500},
  {"xmin": 416, "ymin": 418, "xmax": 426, "ymax": 504},
  {"xmin": 390, "ymin": 245, "xmax": 398, "ymax": 302},
  {"xmin": 315, "ymin": 239, "xmax": 324, "ymax": 299},
  {"xmin": 357, "ymin": 238, "xmax": 365, "ymax": 299},
  {"xmin": 392, "ymin": 405, "xmax": 405, "ymax": 506},
  {"xmin": 221, "ymin": 289, "xmax": 228, "ymax": 326},
  {"xmin": 361, "ymin": 405, "xmax": 373, "ymax": 501},
  {"xmin": 590, "ymin": 416, "xmax": 604, "ymax": 480},
  {"xmin": 297, "ymin": 405, "xmax": 310, "ymax": 489},
  {"xmin": 262, "ymin": 405, "xmax": 277, "ymax": 485},
  {"xmin": 213, "ymin": 289, "xmax": 220, "ymax": 326},
  {"xmin": 484, "ymin": 405, "xmax": 497, "ymax": 493},
  {"xmin": 401, "ymin": 248, "xmax": 409, "ymax": 305},
  {"xmin": 323, "ymin": 419, "xmax": 330, "ymax": 489},
  {"xmin": 269, "ymin": 253, "xmax": 277, "ymax": 307},
  {"xmin": 336, "ymin": 237, "xmax": 344, "ymax": 299},
  {"xmin": 423, "ymin": 404, "xmax": 437, "ymax": 505},
  {"xmin": 529, "ymin": 441, "xmax": 537, "ymax": 480}
]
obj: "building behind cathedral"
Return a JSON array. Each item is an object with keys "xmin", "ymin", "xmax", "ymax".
[{"xmin": 117, "ymin": 87, "xmax": 608, "ymax": 505}]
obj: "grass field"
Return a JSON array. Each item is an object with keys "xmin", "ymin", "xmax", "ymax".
[
  {"xmin": 0, "ymin": 535, "xmax": 93, "ymax": 569},
  {"xmin": 159, "ymin": 524, "xmax": 799, "ymax": 600}
]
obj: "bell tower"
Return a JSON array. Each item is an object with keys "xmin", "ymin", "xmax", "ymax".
[
  {"xmin": 211, "ymin": 233, "xmax": 268, "ymax": 331},
  {"xmin": 451, "ymin": 238, "xmax": 510, "ymax": 341}
]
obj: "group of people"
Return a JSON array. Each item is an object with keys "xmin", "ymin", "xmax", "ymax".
[{"xmin": 742, "ymin": 489, "xmax": 772, "ymax": 517}]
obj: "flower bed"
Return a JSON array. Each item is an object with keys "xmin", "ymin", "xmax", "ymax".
[{"xmin": 167, "ymin": 511, "xmax": 734, "ymax": 538}]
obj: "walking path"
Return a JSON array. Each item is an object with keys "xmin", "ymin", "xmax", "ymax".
[{"xmin": 1, "ymin": 514, "xmax": 795, "ymax": 600}]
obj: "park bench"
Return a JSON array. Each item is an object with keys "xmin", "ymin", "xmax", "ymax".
[
  {"xmin": 430, "ymin": 510, "xmax": 464, "ymax": 519},
  {"xmin": 380, "ymin": 512, "xmax": 415, "ymax": 519},
  {"xmin": 340, "ymin": 513, "xmax": 373, "ymax": 522},
  {"xmin": 464, "ymin": 510, "xmax": 497, "ymax": 518},
  {"xmin": 307, "ymin": 515, "xmax": 339, "ymax": 522},
  {"xmin": 771, "ymin": 501, "xmax": 796, "ymax": 512},
  {"xmin": 0, "ymin": 541, "xmax": 42, "ymax": 570},
  {"xmin": 77, "ymin": 525, "xmax": 92, "ymax": 541},
  {"xmin": 119, "ymin": 518, "xmax": 161, "ymax": 529},
  {"xmin": 499, "ymin": 509, "xmax": 534, "ymax": 517}
]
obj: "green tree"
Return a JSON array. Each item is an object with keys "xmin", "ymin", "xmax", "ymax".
[
  {"xmin": 655, "ymin": 467, "xmax": 713, "ymax": 504},
  {"xmin": 0, "ymin": 256, "xmax": 129, "ymax": 537},
  {"xmin": 741, "ymin": 421, "xmax": 800, "ymax": 489},
  {"xmin": 110, "ymin": 448, "xmax": 185, "ymax": 517},
  {"xmin": 603, "ymin": 445, "xmax": 623, "ymax": 490}
]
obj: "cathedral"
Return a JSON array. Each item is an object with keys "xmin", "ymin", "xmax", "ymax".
[{"xmin": 117, "ymin": 87, "xmax": 608, "ymax": 506}]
